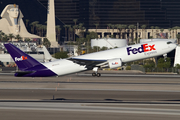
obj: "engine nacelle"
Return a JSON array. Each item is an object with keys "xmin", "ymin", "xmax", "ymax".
[{"xmin": 108, "ymin": 58, "xmax": 122, "ymax": 69}]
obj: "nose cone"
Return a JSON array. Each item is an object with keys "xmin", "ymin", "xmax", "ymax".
[{"xmin": 171, "ymin": 43, "xmax": 177, "ymax": 49}]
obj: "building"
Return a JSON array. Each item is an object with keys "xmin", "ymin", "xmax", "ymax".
[
  {"xmin": 38, "ymin": 0, "xmax": 180, "ymax": 43},
  {"xmin": 1, "ymin": 0, "xmax": 180, "ymax": 43},
  {"xmin": 38, "ymin": 0, "xmax": 180, "ymax": 29},
  {"xmin": 91, "ymin": 38, "xmax": 127, "ymax": 48}
]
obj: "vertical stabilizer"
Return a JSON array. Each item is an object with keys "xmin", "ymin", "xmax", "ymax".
[{"xmin": 4, "ymin": 43, "xmax": 41, "ymax": 71}]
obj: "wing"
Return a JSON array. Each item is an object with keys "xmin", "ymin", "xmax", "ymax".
[{"xmin": 68, "ymin": 58, "xmax": 108, "ymax": 69}]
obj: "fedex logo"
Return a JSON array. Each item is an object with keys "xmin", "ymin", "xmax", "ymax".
[
  {"xmin": 112, "ymin": 62, "xmax": 118, "ymax": 65},
  {"xmin": 15, "ymin": 56, "xmax": 28, "ymax": 62},
  {"xmin": 127, "ymin": 44, "xmax": 156, "ymax": 55}
]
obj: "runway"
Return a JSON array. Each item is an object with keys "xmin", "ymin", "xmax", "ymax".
[
  {"xmin": 0, "ymin": 102, "xmax": 180, "ymax": 120},
  {"xmin": 0, "ymin": 73, "xmax": 180, "ymax": 119}
]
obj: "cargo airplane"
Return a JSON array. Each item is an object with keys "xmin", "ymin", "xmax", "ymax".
[{"xmin": 4, "ymin": 40, "xmax": 176, "ymax": 77}]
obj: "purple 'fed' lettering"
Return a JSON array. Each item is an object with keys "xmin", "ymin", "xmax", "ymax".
[
  {"xmin": 132, "ymin": 48, "xmax": 137, "ymax": 54},
  {"xmin": 127, "ymin": 44, "xmax": 156, "ymax": 55}
]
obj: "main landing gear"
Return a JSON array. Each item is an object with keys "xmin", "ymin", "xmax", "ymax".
[
  {"xmin": 92, "ymin": 72, "xmax": 101, "ymax": 77},
  {"xmin": 92, "ymin": 67, "xmax": 101, "ymax": 77}
]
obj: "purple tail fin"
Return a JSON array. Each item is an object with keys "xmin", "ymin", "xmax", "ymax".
[{"xmin": 4, "ymin": 43, "xmax": 41, "ymax": 71}]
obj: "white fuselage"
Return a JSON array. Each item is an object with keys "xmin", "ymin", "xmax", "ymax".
[
  {"xmin": 43, "ymin": 41, "xmax": 177, "ymax": 76},
  {"xmin": 43, "ymin": 59, "xmax": 87, "ymax": 76}
]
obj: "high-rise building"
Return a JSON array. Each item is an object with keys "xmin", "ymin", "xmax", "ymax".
[
  {"xmin": 1, "ymin": 0, "xmax": 180, "ymax": 43},
  {"xmin": 38, "ymin": 0, "xmax": 180, "ymax": 29}
]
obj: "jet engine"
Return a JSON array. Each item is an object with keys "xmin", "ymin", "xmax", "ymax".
[{"xmin": 108, "ymin": 58, "xmax": 122, "ymax": 69}]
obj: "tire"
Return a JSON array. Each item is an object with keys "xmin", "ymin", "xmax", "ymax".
[
  {"xmin": 92, "ymin": 73, "xmax": 96, "ymax": 77},
  {"xmin": 97, "ymin": 73, "xmax": 101, "ymax": 77}
]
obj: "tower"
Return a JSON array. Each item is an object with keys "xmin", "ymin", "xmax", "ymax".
[{"xmin": 47, "ymin": 0, "xmax": 58, "ymax": 47}]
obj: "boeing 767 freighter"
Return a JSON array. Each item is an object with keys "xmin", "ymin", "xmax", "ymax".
[{"xmin": 4, "ymin": 40, "xmax": 176, "ymax": 77}]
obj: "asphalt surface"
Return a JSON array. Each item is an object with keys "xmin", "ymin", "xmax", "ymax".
[{"xmin": 0, "ymin": 73, "xmax": 180, "ymax": 119}]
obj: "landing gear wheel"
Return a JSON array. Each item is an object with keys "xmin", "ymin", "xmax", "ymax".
[
  {"xmin": 97, "ymin": 73, "xmax": 101, "ymax": 77},
  {"xmin": 92, "ymin": 73, "xmax": 97, "ymax": 77}
]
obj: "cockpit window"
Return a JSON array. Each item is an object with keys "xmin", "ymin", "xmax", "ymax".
[{"xmin": 167, "ymin": 41, "xmax": 172, "ymax": 44}]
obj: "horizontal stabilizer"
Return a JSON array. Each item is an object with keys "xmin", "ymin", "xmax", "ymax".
[{"xmin": 15, "ymin": 71, "xmax": 34, "ymax": 77}]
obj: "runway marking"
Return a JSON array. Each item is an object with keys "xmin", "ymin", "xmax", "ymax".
[
  {"xmin": 0, "ymin": 88, "xmax": 180, "ymax": 92},
  {"xmin": 0, "ymin": 102, "xmax": 180, "ymax": 116},
  {"xmin": 77, "ymin": 74, "xmax": 180, "ymax": 78}
]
